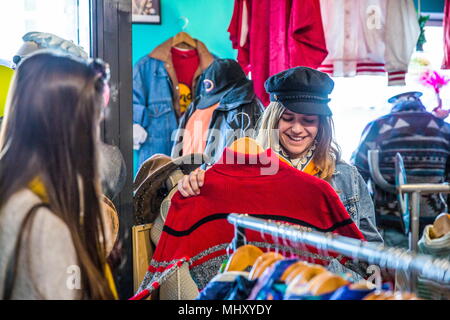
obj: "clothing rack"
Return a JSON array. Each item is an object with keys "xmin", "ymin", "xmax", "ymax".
[{"xmin": 227, "ymin": 214, "xmax": 450, "ymax": 293}]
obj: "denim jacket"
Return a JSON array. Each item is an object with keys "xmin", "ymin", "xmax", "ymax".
[
  {"xmin": 331, "ymin": 161, "xmax": 383, "ymax": 243},
  {"xmin": 133, "ymin": 38, "xmax": 215, "ymax": 167}
]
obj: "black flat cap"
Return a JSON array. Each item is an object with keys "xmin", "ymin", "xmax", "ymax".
[
  {"xmin": 196, "ymin": 59, "xmax": 248, "ymax": 109},
  {"xmin": 265, "ymin": 66, "xmax": 334, "ymax": 116}
]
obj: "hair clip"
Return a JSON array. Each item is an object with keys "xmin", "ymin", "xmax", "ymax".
[{"xmin": 90, "ymin": 58, "xmax": 110, "ymax": 82}]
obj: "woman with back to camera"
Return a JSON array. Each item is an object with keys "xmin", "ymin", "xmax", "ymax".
[
  {"xmin": 0, "ymin": 51, "xmax": 117, "ymax": 299},
  {"xmin": 178, "ymin": 66, "xmax": 383, "ymax": 244}
]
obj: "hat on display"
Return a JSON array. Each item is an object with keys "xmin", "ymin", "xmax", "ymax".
[
  {"xmin": 388, "ymin": 91, "xmax": 423, "ymax": 104},
  {"xmin": 387, "ymin": 91, "xmax": 423, "ymax": 104},
  {"xmin": 101, "ymin": 195, "xmax": 120, "ymax": 257},
  {"xmin": 195, "ymin": 59, "xmax": 249, "ymax": 110},
  {"xmin": 134, "ymin": 153, "xmax": 209, "ymax": 224},
  {"xmin": 265, "ymin": 67, "xmax": 334, "ymax": 116},
  {"xmin": 13, "ymin": 32, "xmax": 89, "ymax": 65},
  {"xmin": 388, "ymin": 91, "xmax": 425, "ymax": 113}
]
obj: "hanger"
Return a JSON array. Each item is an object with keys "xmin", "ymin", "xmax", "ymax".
[
  {"xmin": 306, "ymin": 272, "xmax": 348, "ymax": 296},
  {"xmin": 228, "ymin": 137, "xmax": 264, "ymax": 155},
  {"xmin": 172, "ymin": 17, "xmax": 197, "ymax": 49},
  {"xmin": 364, "ymin": 291, "xmax": 394, "ymax": 300},
  {"xmin": 431, "ymin": 213, "xmax": 450, "ymax": 239},
  {"xmin": 280, "ymin": 261, "xmax": 310, "ymax": 282},
  {"xmin": 248, "ymin": 252, "xmax": 284, "ymax": 280},
  {"xmin": 285, "ymin": 265, "xmax": 327, "ymax": 289},
  {"xmin": 224, "ymin": 244, "xmax": 263, "ymax": 272}
]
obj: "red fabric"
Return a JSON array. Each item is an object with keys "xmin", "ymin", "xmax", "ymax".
[
  {"xmin": 443, "ymin": 0, "xmax": 450, "ymax": 69},
  {"xmin": 129, "ymin": 289, "xmax": 150, "ymax": 300},
  {"xmin": 139, "ymin": 148, "xmax": 365, "ymax": 295},
  {"xmin": 228, "ymin": 0, "xmax": 328, "ymax": 105},
  {"xmin": 228, "ymin": 0, "xmax": 251, "ymax": 73},
  {"xmin": 171, "ymin": 47, "xmax": 199, "ymax": 89}
]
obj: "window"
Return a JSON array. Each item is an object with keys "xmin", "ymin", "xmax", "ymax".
[
  {"xmin": 330, "ymin": 26, "xmax": 450, "ymax": 162},
  {"xmin": 0, "ymin": 0, "xmax": 91, "ymax": 63}
]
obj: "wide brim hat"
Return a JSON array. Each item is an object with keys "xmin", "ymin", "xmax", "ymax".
[
  {"xmin": 101, "ymin": 195, "xmax": 120, "ymax": 257},
  {"xmin": 195, "ymin": 59, "xmax": 248, "ymax": 110},
  {"xmin": 134, "ymin": 153, "xmax": 209, "ymax": 224}
]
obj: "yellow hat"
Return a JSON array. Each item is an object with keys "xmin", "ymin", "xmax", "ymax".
[{"xmin": 0, "ymin": 65, "xmax": 14, "ymax": 118}]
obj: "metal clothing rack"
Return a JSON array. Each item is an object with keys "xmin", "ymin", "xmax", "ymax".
[{"xmin": 227, "ymin": 214, "xmax": 450, "ymax": 293}]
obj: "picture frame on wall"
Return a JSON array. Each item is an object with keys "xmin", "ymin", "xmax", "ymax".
[{"xmin": 132, "ymin": 0, "xmax": 161, "ymax": 24}]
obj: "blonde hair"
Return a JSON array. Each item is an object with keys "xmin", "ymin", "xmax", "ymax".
[{"xmin": 255, "ymin": 102, "xmax": 341, "ymax": 180}]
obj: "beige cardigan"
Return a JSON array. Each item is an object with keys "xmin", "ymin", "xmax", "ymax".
[{"xmin": 0, "ymin": 189, "xmax": 81, "ymax": 299}]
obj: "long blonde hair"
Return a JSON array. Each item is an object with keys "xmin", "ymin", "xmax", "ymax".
[{"xmin": 255, "ymin": 102, "xmax": 341, "ymax": 180}]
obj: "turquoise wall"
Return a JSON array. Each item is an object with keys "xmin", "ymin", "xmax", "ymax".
[
  {"xmin": 132, "ymin": 0, "xmax": 237, "ymax": 175},
  {"xmin": 132, "ymin": 0, "xmax": 236, "ymax": 65},
  {"xmin": 414, "ymin": 0, "xmax": 445, "ymax": 13}
]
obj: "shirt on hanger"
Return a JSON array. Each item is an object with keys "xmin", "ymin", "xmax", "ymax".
[
  {"xmin": 182, "ymin": 102, "xmax": 220, "ymax": 156},
  {"xmin": 318, "ymin": 0, "xmax": 420, "ymax": 85},
  {"xmin": 171, "ymin": 47, "xmax": 200, "ymax": 114}
]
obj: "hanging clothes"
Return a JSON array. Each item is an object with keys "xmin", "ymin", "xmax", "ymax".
[
  {"xmin": 228, "ymin": 0, "xmax": 328, "ymax": 105},
  {"xmin": 133, "ymin": 37, "xmax": 215, "ymax": 168},
  {"xmin": 318, "ymin": 0, "xmax": 420, "ymax": 86},
  {"xmin": 132, "ymin": 146, "xmax": 365, "ymax": 300},
  {"xmin": 170, "ymin": 47, "xmax": 200, "ymax": 114},
  {"xmin": 172, "ymin": 59, "xmax": 264, "ymax": 164},
  {"xmin": 443, "ymin": 0, "xmax": 450, "ymax": 69}
]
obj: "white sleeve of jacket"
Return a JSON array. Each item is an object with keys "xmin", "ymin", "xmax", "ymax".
[{"xmin": 385, "ymin": 0, "xmax": 420, "ymax": 86}]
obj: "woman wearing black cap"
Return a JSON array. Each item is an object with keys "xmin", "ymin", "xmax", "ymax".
[{"xmin": 178, "ymin": 66, "xmax": 383, "ymax": 244}]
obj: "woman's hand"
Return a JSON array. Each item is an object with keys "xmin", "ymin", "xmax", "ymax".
[{"xmin": 177, "ymin": 168, "xmax": 205, "ymax": 197}]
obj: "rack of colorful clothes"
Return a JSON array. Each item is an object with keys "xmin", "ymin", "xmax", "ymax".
[{"xmin": 214, "ymin": 213, "xmax": 450, "ymax": 300}]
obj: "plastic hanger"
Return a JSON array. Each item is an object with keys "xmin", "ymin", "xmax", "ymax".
[
  {"xmin": 280, "ymin": 261, "xmax": 310, "ymax": 282},
  {"xmin": 228, "ymin": 137, "xmax": 264, "ymax": 155},
  {"xmin": 286, "ymin": 265, "xmax": 327, "ymax": 288},
  {"xmin": 224, "ymin": 244, "xmax": 263, "ymax": 272},
  {"xmin": 306, "ymin": 272, "xmax": 348, "ymax": 296},
  {"xmin": 248, "ymin": 252, "xmax": 284, "ymax": 280},
  {"xmin": 172, "ymin": 17, "xmax": 197, "ymax": 49},
  {"xmin": 431, "ymin": 213, "xmax": 450, "ymax": 239}
]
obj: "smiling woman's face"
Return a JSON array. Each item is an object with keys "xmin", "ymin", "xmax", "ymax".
[{"xmin": 278, "ymin": 110, "xmax": 319, "ymax": 159}]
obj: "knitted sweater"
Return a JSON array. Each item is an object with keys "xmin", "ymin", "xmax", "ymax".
[{"xmin": 132, "ymin": 148, "xmax": 365, "ymax": 299}]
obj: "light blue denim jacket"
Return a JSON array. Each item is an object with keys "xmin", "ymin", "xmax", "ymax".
[
  {"xmin": 133, "ymin": 56, "xmax": 179, "ymax": 166},
  {"xmin": 331, "ymin": 161, "xmax": 383, "ymax": 243}
]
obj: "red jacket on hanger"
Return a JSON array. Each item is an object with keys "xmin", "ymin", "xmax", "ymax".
[
  {"xmin": 132, "ymin": 147, "xmax": 365, "ymax": 299},
  {"xmin": 228, "ymin": 0, "xmax": 328, "ymax": 105}
]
